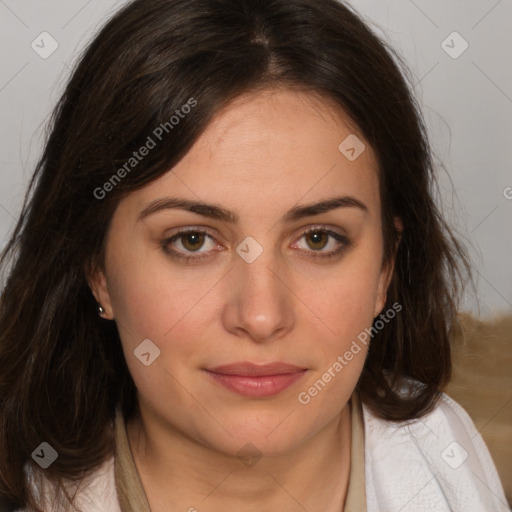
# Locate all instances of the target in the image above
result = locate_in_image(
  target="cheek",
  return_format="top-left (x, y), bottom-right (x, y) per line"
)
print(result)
top-left (315, 253), bottom-right (383, 341)
top-left (296, 265), bottom-right (380, 411)
top-left (106, 263), bottom-right (210, 402)
top-left (306, 282), bottom-right (374, 389)
top-left (106, 248), bottom-right (220, 362)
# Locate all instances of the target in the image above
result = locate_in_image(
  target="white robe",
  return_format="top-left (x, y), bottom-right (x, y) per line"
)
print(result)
top-left (15, 392), bottom-right (510, 512)
top-left (364, 392), bottom-right (510, 511)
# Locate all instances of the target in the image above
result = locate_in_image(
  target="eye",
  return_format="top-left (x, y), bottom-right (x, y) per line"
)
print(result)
top-left (161, 228), bottom-right (219, 263)
top-left (292, 227), bottom-right (351, 260)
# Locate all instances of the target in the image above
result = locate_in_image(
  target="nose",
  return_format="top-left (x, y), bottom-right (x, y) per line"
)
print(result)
top-left (221, 246), bottom-right (295, 344)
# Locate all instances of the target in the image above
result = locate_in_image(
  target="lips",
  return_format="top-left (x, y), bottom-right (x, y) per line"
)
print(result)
top-left (204, 362), bottom-right (307, 398)
top-left (207, 362), bottom-right (306, 376)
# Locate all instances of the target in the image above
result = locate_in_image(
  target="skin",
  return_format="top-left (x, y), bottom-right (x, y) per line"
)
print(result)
top-left (89, 87), bottom-right (400, 511)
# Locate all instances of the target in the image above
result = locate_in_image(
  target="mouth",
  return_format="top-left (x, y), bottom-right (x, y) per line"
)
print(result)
top-left (204, 362), bottom-right (308, 398)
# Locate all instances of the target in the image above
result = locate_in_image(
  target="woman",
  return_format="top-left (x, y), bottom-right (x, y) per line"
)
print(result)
top-left (0, 0), bottom-right (508, 511)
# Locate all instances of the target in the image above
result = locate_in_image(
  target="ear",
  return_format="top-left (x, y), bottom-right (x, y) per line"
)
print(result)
top-left (374, 217), bottom-right (403, 317)
top-left (85, 259), bottom-right (115, 320)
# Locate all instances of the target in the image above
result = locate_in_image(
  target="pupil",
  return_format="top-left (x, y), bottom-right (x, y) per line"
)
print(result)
top-left (185, 233), bottom-right (202, 250)
top-left (309, 231), bottom-right (326, 249)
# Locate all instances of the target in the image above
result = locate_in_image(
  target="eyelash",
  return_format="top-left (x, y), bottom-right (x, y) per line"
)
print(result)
top-left (160, 227), bottom-right (351, 264)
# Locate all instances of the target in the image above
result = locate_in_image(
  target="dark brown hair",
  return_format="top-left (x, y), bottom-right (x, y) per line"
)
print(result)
top-left (0, 0), bottom-right (471, 509)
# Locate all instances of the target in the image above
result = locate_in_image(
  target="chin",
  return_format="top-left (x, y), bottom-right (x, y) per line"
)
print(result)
top-left (199, 410), bottom-right (317, 459)
top-left (212, 431), bottom-right (303, 461)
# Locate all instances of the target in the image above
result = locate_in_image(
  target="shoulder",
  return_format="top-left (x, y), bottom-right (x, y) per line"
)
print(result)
top-left (361, 391), bottom-right (510, 512)
top-left (13, 454), bottom-right (120, 512)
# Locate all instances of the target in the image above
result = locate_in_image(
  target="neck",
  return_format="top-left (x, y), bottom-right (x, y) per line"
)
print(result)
top-left (126, 401), bottom-right (352, 512)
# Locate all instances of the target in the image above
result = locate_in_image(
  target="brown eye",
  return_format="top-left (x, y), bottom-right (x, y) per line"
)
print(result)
top-left (161, 229), bottom-right (219, 263)
top-left (305, 230), bottom-right (330, 251)
top-left (294, 227), bottom-right (351, 260)
top-left (180, 232), bottom-right (205, 252)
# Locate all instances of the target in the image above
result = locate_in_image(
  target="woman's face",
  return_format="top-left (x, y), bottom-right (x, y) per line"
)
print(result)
top-left (90, 88), bottom-right (396, 456)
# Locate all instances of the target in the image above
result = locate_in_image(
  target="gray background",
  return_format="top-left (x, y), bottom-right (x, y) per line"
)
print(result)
top-left (1, 0), bottom-right (511, 318)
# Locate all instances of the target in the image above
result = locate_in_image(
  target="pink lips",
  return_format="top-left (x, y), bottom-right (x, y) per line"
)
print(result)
top-left (205, 362), bottom-right (307, 398)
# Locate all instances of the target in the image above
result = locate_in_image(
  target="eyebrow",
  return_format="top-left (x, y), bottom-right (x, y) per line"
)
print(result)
top-left (137, 195), bottom-right (368, 224)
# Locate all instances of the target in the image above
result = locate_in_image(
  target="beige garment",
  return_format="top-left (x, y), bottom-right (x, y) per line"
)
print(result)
top-left (114, 393), bottom-right (366, 511)
top-left (344, 391), bottom-right (366, 511)
top-left (114, 407), bottom-right (151, 512)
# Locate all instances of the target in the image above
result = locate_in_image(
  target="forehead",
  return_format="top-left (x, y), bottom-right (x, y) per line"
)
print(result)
top-left (121, 88), bottom-right (381, 221)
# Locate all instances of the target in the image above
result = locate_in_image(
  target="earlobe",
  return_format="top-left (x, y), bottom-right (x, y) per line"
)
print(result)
top-left (85, 262), bottom-right (114, 320)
